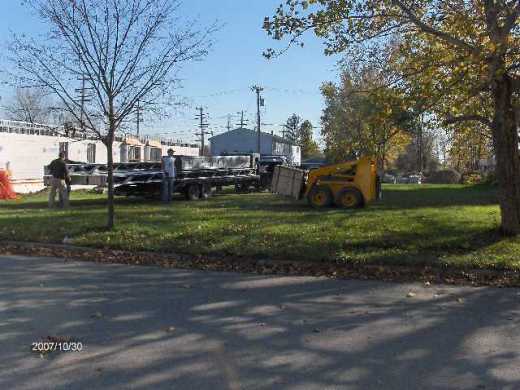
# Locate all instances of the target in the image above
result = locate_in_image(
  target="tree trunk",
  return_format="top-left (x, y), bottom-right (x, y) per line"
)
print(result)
top-left (105, 139), bottom-right (115, 230)
top-left (491, 76), bottom-right (520, 235)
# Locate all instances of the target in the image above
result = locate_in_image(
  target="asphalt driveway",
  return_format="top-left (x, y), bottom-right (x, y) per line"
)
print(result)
top-left (1, 255), bottom-right (519, 390)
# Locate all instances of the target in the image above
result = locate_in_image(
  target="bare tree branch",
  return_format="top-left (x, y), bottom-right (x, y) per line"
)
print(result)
top-left (444, 114), bottom-right (493, 128)
top-left (9, 0), bottom-right (215, 228)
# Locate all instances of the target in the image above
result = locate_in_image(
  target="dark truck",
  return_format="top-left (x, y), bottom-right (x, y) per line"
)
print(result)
top-left (44, 154), bottom-right (262, 200)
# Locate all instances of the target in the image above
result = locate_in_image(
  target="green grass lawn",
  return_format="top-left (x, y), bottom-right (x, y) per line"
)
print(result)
top-left (1, 184), bottom-right (519, 270)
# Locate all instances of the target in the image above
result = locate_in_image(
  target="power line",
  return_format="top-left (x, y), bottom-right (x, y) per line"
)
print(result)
top-left (190, 88), bottom-right (247, 99)
top-left (263, 86), bottom-right (318, 95)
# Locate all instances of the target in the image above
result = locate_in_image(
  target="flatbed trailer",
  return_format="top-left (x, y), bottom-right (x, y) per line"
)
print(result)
top-left (44, 155), bottom-right (263, 200)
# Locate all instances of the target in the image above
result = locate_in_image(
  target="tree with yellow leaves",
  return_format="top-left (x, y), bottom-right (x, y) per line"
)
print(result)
top-left (265, 0), bottom-right (520, 235)
top-left (320, 66), bottom-right (412, 170)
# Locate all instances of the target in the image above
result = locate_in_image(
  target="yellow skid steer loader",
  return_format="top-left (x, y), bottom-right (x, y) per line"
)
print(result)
top-left (271, 156), bottom-right (381, 209)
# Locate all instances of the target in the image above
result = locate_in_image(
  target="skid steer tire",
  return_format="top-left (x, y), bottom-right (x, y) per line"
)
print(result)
top-left (308, 186), bottom-right (333, 209)
top-left (335, 187), bottom-right (363, 209)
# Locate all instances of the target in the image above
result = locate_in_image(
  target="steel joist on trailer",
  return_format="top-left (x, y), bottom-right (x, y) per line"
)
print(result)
top-left (44, 155), bottom-right (262, 200)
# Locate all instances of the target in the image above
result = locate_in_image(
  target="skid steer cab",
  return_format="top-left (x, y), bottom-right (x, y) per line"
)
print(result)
top-left (271, 156), bottom-right (381, 209)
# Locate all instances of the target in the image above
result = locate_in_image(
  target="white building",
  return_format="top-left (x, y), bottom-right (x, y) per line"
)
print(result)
top-left (0, 120), bottom-right (199, 193)
top-left (209, 127), bottom-right (301, 165)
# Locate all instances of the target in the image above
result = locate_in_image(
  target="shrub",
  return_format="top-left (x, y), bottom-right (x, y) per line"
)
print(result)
top-left (426, 169), bottom-right (462, 184)
top-left (462, 172), bottom-right (483, 185)
top-left (483, 172), bottom-right (497, 185)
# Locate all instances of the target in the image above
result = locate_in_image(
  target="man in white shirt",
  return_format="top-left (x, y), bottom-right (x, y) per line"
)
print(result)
top-left (161, 149), bottom-right (176, 203)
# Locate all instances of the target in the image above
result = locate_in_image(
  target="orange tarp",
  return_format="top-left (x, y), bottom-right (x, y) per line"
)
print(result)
top-left (0, 170), bottom-right (18, 200)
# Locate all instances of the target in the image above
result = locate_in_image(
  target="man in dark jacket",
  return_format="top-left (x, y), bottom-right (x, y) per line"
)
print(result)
top-left (48, 152), bottom-right (70, 208)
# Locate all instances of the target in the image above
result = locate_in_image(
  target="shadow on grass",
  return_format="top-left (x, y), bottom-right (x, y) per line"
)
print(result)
top-left (0, 197), bottom-right (158, 210)
top-left (339, 227), bottom-right (505, 269)
top-left (192, 185), bottom-right (499, 214)
top-left (1, 185), bottom-right (497, 212)
top-left (378, 184), bottom-right (498, 209)
top-left (0, 184), bottom-right (511, 269)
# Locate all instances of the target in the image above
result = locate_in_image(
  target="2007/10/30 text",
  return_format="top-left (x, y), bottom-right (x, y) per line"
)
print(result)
top-left (32, 342), bottom-right (83, 353)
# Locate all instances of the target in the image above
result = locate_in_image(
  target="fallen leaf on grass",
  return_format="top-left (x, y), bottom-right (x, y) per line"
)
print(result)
top-left (4, 243), bottom-right (520, 288)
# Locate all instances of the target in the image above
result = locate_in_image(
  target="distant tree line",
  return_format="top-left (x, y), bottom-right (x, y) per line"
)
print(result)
top-left (283, 114), bottom-right (320, 159)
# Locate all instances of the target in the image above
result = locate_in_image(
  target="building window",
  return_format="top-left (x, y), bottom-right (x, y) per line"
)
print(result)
top-left (87, 143), bottom-right (96, 163)
top-left (150, 148), bottom-right (162, 162)
top-left (59, 142), bottom-right (69, 159)
top-left (128, 146), bottom-right (141, 162)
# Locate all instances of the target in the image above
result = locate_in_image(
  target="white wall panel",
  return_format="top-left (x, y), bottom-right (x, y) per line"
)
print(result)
top-left (1, 131), bottom-right (197, 184)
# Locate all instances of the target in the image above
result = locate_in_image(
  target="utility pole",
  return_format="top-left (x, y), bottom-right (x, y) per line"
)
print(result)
top-left (278, 124), bottom-right (286, 139)
top-left (80, 77), bottom-right (86, 133)
top-left (74, 75), bottom-right (92, 135)
top-left (236, 110), bottom-right (249, 129)
top-left (226, 114), bottom-right (233, 132)
top-left (251, 85), bottom-right (264, 154)
top-left (195, 107), bottom-right (210, 156)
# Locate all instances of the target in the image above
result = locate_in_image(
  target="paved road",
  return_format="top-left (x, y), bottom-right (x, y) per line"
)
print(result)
top-left (1, 255), bottom-right (519, 390)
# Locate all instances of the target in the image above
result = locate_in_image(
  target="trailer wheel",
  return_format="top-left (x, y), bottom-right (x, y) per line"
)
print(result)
top-left (235, 183), bottom-right (249, 193)
top-left (335, 187), bottom-right (363, 209)
top-left (186, 184), bottom-right (201, 201)
top-left (201, 184), bottom-right (212, 199)
top-left (308, 186), bottom-right (333, 209)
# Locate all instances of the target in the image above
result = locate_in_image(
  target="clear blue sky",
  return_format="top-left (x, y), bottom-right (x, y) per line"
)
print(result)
top-left (0, 0), bottom-right (341, 144)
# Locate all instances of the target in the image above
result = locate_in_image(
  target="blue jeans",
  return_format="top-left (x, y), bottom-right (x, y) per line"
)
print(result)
top-left (161, 177), bottom-right (175, 203)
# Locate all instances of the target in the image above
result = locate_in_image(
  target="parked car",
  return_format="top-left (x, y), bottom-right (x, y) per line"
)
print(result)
top-left (382, 173), bottom-right (397, 184)
top-left (260, 155), bottom-right (289, 166)
top-left (397, 175), bottom-right (410, 184)
top-left (408, 174), bottom-right (423, 184)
